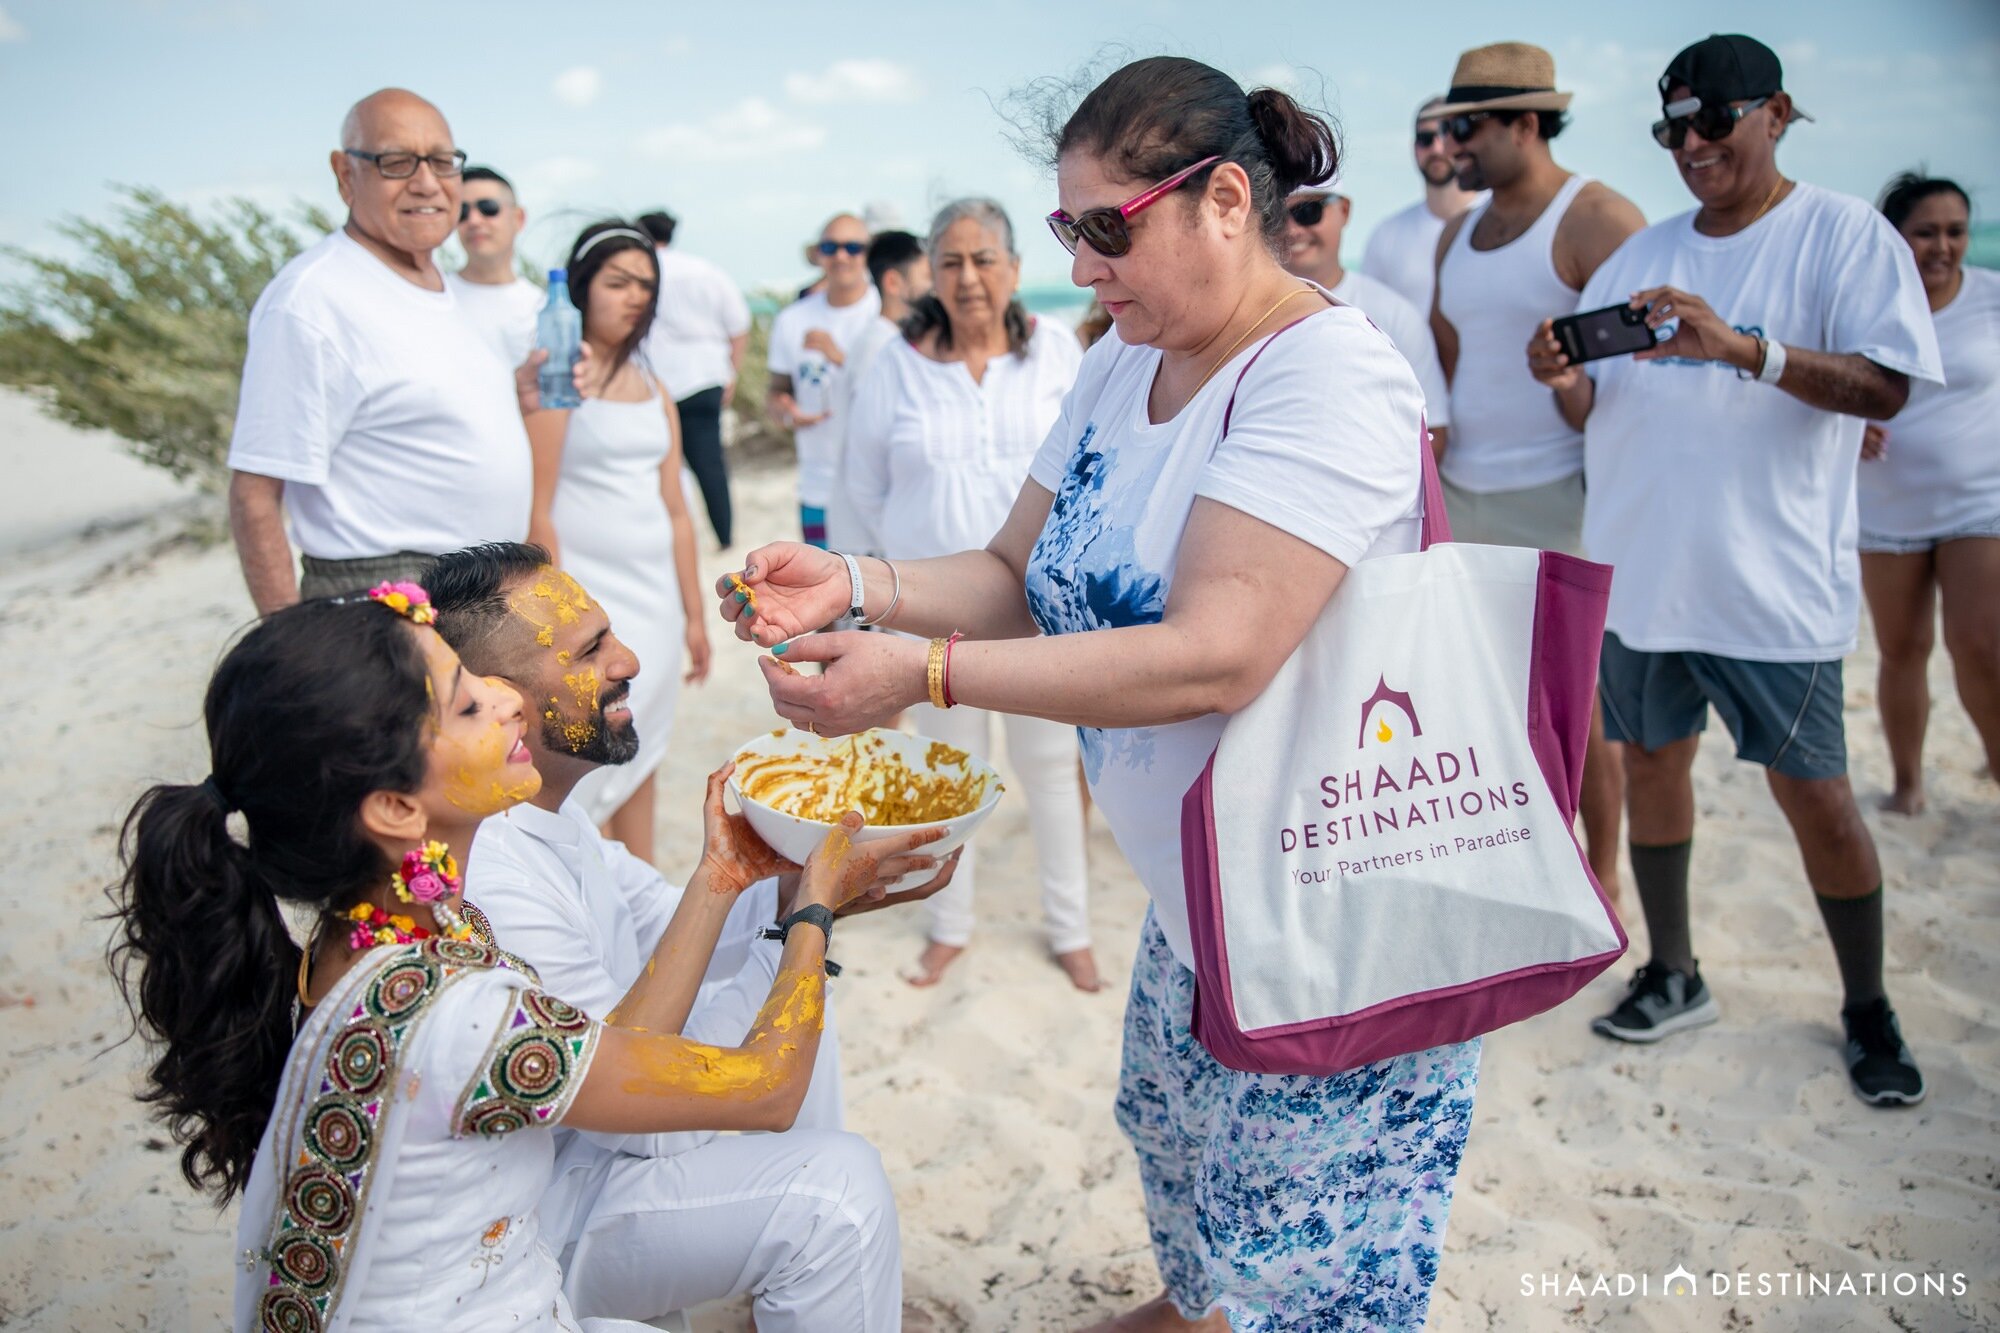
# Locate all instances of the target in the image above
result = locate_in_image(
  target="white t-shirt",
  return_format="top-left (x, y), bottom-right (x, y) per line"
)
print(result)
top-left (846, 319), bottom-right (1083, 561)
top-left (1024, 306), bottom-right (1427, 967)
top-left (1334, 268), bottom-right (1450, 427)
top-left (827, 314), bottom-right (908, 553)
top-left (1359, 193), bottom-right (1487, 318)
top-left (1858, 265), bottom-right (2000, 539)
top-left (645, 247), bottom-right (752, 399)
top-left (766, 287), bottom-right (884, 506)
top-left (1579, 184), bottom-right (1944, 660)
top-left (228, 230), bottom-right (533, 559)
top-left (444, 270), bottom-right (545, 369)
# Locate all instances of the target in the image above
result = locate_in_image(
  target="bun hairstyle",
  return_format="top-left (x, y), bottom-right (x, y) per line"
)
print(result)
top-left (566, 217), bottom-right (661, 379)
top-left (1877, 170), bottom-right (1971, 230)
top-left (1056, 56), bottom-right (1339, 246)
top-left (107, 599), bottom-right (433, 1201)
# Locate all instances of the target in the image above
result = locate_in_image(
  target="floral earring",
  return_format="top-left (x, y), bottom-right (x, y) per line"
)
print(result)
top-left (393, 840), bottom-right (473, 941)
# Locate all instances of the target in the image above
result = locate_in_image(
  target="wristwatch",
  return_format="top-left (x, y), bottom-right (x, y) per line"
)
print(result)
top-left (761, 904), bottom-right (842, 976)
top-left (834, 551), bottom-right (866, 623)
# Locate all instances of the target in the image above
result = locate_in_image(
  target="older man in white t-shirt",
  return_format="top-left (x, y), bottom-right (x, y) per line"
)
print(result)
top-left (1281, 180), bottom-right (1449, 455)
top-left (1528, 35), bottom-right (1943, 1108)
top-left (766, 213), bottom-right (881, 550)
top-left (226, 89), bottom-right (532, 614)
top-left (639, 210), bottom-right (751, 549)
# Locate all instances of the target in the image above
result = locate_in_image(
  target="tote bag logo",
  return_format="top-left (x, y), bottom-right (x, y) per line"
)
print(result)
top-left (1357, 675), bottom-right (1423, 747)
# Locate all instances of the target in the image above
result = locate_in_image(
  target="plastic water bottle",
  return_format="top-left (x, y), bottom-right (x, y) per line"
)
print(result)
top-left (536, 269), bottom-right (582, 409)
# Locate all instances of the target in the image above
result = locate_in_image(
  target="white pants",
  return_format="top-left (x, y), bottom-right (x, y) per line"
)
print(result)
top-left (557, 947), bottom-right (897, 1329)
top-left (909, 703), bottom-right (1092, 953)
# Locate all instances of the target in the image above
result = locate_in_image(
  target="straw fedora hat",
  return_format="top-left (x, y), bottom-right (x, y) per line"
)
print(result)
top-left (1431, 42), bottom-right (1574, 118)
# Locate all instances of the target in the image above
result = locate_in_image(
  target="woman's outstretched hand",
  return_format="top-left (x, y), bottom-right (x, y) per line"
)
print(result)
top-left (716, 544), bottom-right (852, 648)
top-left (795, 811), bottom-right (948, 914)
top-left (695, 762), bottom-right (798, 895)
top-left (753, 631), bottom-right (927, 737)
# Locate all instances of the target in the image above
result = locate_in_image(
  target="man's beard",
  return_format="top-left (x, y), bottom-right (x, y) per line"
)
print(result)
top-left (1421, 156), bottom-right (1458, 188)
top-left (544, 688), bottom-right (642, 765)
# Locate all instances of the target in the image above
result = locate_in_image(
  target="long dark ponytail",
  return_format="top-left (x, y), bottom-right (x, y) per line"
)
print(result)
top-left (108, 599), bottom-right (433, 1202)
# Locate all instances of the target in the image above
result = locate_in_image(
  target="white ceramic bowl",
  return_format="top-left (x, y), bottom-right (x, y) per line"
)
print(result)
top-left (726, 727), bottom-right (1005, 888)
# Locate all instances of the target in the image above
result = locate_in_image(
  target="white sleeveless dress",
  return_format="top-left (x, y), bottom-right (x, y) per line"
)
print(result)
top-left (551, 382), bottom-right (686, 821)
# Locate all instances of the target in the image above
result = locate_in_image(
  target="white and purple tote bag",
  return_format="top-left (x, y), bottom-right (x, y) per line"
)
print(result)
top-left (1180, 348), bottom-right (1626, 1076)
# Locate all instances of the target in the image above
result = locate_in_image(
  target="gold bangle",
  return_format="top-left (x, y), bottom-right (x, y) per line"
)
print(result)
top-left (927, 638), bottom-right (949, 710)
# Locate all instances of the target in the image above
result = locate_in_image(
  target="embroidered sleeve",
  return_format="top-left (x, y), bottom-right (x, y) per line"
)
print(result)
top-left (455, 988), bottom-right (600, 1138)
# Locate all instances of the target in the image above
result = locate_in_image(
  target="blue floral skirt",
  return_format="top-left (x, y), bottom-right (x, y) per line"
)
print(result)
top-left (1116, 910), bottom-right (1481, 1331)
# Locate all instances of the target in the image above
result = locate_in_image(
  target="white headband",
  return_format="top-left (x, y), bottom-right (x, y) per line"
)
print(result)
top-left (571, 227), bottom-right (653, 264)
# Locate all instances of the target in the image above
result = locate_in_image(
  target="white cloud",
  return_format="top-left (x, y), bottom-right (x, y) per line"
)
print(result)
top-left (661, 36), bottom-right (691, 57)
top-left (0, 7), bottom-right (26, 41)
top-left (638, 97), bottom-right (827, 163)
top-left (551, 66), bottom-right (603, 108)
top-left (783, 58), bottom-right (921, 105)
top-left (522, 156), bottom-right (601, 191)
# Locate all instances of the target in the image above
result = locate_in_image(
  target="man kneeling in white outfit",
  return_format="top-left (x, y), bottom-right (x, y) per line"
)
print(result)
top-left (430, 540), bottom-right (956, 1330)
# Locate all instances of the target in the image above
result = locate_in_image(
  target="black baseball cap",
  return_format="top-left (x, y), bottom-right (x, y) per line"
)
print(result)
top-left (1659, 34), bottom-right (1813, 122)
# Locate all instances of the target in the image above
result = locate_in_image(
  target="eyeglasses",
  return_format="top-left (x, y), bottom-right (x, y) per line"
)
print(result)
top-left (817, 240), bottom-right (867, 257)
top-left (1414, 130), bottom-right (1441, 149)
top-left (459, 198), bottom-right (503, 223)
top-left (343, 148), bottom-right (467, 180)
top-left (1439, 112), bottom-right (1492, 143)
top-left (1287, 198), bottom-right (1329, 227)
top-left (1651, 95), bottom-right (1769, 150)
top-left (1046, 154), bottom-right (1222, 258)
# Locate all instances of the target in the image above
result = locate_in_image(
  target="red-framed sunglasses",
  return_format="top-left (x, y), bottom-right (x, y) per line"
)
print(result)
top-left (1046, 154), bottom-right (1222, 258)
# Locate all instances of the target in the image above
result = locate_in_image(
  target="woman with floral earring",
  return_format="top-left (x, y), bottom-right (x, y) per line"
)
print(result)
top-left (109, 584), bottom-right (946, 1331)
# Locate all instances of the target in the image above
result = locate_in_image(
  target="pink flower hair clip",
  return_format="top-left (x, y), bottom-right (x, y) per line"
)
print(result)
top-left (368, 580), bottom-right (437, 625)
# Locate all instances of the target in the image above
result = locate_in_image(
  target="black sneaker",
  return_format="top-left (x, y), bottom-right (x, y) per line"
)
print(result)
top-left (1841, 997), bottom-right (1926, 1107)
top-left (1590, 963), bottom-right (1720, 1043)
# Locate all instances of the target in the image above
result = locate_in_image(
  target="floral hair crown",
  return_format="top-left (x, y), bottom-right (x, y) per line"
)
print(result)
top-left (368, 581), bottom-right (437, 625)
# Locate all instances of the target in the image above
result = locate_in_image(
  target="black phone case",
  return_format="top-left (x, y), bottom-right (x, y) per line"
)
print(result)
top-left (1552, 303), bottom-right (1658, 364)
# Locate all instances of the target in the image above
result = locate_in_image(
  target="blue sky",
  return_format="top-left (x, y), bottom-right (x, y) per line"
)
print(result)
top-left (1, 0), bottom-right (1995, 297)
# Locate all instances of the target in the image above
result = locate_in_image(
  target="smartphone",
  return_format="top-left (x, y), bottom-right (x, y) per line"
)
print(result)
top-left (1551, 302), bottom-right (1658, 364)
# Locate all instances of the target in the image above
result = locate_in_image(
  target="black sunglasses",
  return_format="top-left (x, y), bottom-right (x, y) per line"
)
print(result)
top-left (1287, 198), bottom-right (1329, 227)
top-left (1414, 130), bottom-right (1441, 149)
top-left (817, 240), bottom-right (867, 257)
top-left (1651, 95), bottom-right (1770, 150)
top-left (1439, 112), bottom-right (1492, 143)
top-left (458, 198), bottom-right (503, 223)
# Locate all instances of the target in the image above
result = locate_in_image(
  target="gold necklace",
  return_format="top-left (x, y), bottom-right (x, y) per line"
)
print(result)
top-left (1185, 285), bottom-right (1323, 401)
top-left (296, 920), bottom-right (321, 1011)
top-left (1731, 175), bottom-right (1789, 233)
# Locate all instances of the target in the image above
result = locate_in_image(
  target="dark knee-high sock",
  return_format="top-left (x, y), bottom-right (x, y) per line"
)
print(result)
top-left (1814, 885), bottom-right (1886, 1009)
top-left (1630, 840), bottom-right (1695, 974)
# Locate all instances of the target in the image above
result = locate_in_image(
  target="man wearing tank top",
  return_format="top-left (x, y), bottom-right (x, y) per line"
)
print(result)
top-left (1428, 42), bottom-right (1647, 903)
top-left (1527, 34), bottom-right (1941, 1108)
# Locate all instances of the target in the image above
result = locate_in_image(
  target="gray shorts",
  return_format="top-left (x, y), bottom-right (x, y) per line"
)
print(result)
top-left (1597, 632), bottom-right (1847, 780)
top-left (1857, 513), bottom-right (2000, 554)
top-left (1440, 471), bottom-right (1585, 555)
top-left (299, 551), bottom-right (435, 601)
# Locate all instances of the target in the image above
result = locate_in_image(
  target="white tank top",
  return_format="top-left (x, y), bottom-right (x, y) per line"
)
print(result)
top-left (1438, 173), bottom-right (1590, 494)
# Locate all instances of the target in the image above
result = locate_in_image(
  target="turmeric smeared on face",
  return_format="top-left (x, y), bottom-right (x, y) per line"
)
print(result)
top-left (510, 567), bottom-right (595, 650)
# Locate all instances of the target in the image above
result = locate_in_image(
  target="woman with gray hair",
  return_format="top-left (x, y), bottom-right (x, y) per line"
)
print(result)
top-left (842, 198), bottom-right (1096, 990)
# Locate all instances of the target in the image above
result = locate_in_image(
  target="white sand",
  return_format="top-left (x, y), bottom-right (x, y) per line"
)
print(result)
top-left (0, 417), bottom-right (1993, 1331)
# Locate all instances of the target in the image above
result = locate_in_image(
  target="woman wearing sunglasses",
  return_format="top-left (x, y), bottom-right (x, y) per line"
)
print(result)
top-left (719, 55), bottom-right (1478, 1332)
top-left (840, 198), bottom-right (1097, 993)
